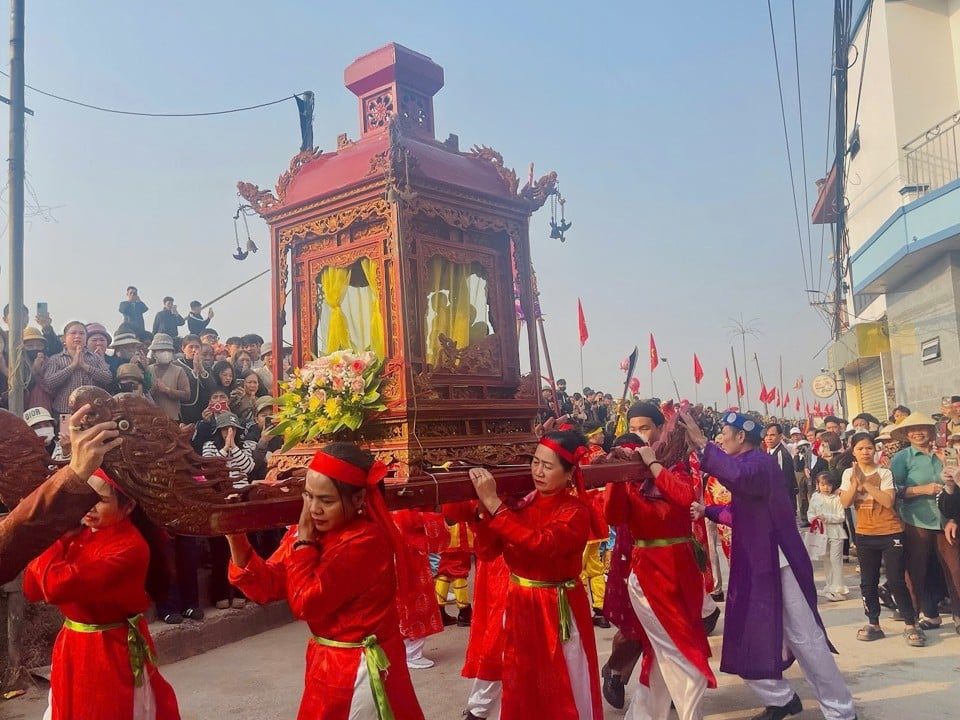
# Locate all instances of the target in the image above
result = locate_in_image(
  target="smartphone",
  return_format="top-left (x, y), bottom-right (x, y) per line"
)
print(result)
top-left (208, 401), bottom-right (229, 414)
top-left (944, 446), bottom-right (959, 468)
top-left (58, 413), bottom-right (71, 433)
top-left (37, 301), bottom-right (48, 316)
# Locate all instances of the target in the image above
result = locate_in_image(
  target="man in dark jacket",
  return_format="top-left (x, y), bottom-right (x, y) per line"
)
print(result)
top-left (764, 423), bottom-right (802, 523)
top-left (118, 286), bottom-right (149, 332)
top-left (152, 296), bottom-right (185, 337)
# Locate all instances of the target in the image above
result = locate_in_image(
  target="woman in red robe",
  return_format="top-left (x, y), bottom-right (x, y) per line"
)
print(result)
top-left (24, 469), bottom-right (181, 720)
top-left (469, 430), bottom-right (603, 720)
top-left (226, 442), bottom-right (424, 720)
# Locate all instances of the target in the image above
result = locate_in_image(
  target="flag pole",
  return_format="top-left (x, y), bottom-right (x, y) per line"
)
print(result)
top-left (579, 343), bottom-right (584, 390)
top-left (730, 346), bottom-right (742, 408)
top-left (779, 355), bottom-right (785, 420)
top-left (662, 358), bottom-right (681, 402)
top-left (754, 352), bottom-right (769, 415)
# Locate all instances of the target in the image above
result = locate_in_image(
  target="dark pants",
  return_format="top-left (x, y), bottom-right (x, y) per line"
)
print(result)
top-left (209, 536), bottom-right (246, 605)
top-left (606, 630), bottom-right (643, 681)
top-left (856, 532), bottom-right (915, 625)
top-left (903, 524), bottom-right (960, 620)
top-left (156, 535), bottom-right (200, 617)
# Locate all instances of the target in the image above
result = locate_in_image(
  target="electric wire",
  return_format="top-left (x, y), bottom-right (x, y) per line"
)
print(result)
top-left (816, 27), bottom-right (836, 296)
top-left (765, 0), bottom-right (812, 293)
top-left (791, 0), bottom-right (816, 297)
top-left (0, 68), bottom-right (296, 117)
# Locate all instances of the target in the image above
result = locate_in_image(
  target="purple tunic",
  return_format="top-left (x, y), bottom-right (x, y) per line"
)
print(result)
top-left (700, 443), bottom-right (836, 680)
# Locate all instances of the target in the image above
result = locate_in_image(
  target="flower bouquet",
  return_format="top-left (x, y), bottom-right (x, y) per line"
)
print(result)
top-left (269, 350), bottom-right (387, 452)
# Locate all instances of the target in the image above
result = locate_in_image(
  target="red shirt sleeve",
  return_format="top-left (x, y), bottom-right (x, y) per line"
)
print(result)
top-left (229, 528), bottom-right (295, 604)
top-left (487, 501), bottom-right (590, 558)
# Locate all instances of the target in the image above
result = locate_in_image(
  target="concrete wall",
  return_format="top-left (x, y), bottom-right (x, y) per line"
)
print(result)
top-left (886, 249), bottom-right (960, 412)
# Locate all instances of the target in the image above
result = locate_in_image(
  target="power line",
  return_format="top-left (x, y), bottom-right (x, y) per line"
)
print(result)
top-left (0, 68), bottom-right (297, 117)
top-left (765, 0), bottom-right (812, 293)
top-left (791, 0), bottom-right (816, 297)
top-left (817, 26), bottom-right (836, 296)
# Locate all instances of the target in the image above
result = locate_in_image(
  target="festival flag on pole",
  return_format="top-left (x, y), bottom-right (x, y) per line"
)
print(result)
top-left (806, 402), bottom-right (812, 416)
top-left (775, 388), bottom-right (782, 407)
top-left (760, 383), bottom-right (769, 404)
top-left (622, 345), bottom-right (639, 381)
top-left (795, 396), bottom-right (801, 411)
top-left (649, 334), bottom-right (659, 372)
top-left (737, 375), bottom-right (745, 397)
top-left (814, 401), bottom-right (822, 414)
top-left (783, 392), bottom-right (790, 409)
top-left (693, 354), bottom-right (704, 385)
top-left (724, 368), bottom-right (732, 394)
top-left (577, 298), bottom-right (589, 346)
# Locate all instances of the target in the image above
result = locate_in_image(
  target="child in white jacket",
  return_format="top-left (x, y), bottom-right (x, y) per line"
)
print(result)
top-left (808, 471), bottom-right (849, 601)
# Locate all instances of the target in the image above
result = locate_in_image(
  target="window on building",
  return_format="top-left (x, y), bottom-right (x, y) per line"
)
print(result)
top-left (921, 336), bottom-right (941, 364)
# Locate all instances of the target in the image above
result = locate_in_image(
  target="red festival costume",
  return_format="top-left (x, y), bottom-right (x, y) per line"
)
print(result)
top-left (604, 461), bottom-right (716, 691)
top-left (392, 509), bottom-right (448, 639)
top-left (474, 486), bottom-right (603, 720)
top-left (229, 452), bottom-right (424, 720)
top-left (24, 519), bottom-right (181, 720)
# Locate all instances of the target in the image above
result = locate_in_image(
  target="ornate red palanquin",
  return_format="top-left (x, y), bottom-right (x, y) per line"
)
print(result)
top-left (239, 43), bottom-right (559, 477)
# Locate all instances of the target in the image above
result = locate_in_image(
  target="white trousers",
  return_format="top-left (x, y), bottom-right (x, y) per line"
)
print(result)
top-left (347, 653), bottom-right (377, 720)
top-left (404, 637), bottom-right (425, 662)
top-left (746, 565), bottom-right (856, 720)
top-left (625, 574), bottom-right (707, 720)
top-left (701, 592), bottom-right (717, 618)
top-left (562, 609), bottom-right (595, 720)
top-left (466, 678), bottom-right (502, 720)
top-left (822, 537), bottom-right (848, 595)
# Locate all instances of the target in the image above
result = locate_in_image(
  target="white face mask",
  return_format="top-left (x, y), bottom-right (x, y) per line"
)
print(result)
top-left (154, 351), bottom-right (174, 364)
top-left (35, 427), bottom-right (55, 442)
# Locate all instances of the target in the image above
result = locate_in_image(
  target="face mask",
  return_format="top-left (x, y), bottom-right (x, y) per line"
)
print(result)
top-left (25, 349), bottom-right (39, 361)
top-left (154, 351), bottom-right (174, 364)
top-left (35, 427), bottom-right (55, 442)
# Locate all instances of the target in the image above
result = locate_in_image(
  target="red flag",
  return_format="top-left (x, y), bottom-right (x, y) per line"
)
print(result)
top-left (737, 375), bottom-right (745, 397)
top-left (760, 383), bottom-right (768, 403)
top-left (767, 386), bottom-right (778, 404)
top-left (775, 388), bottom-right (782, 407)
top-left (795, 396), bottom-right (801, 411)
top-left (693, 354), bottom-right (704, 385)
top-left (724, 368), bottom-right (732, 394)
top-left (814, 401), bottom-right (822, 414)
top-left (783, 391), bottom-right (790, 409)
top-left (649, 334), bottom-right (659, 372)
top-left (806, 402), bottom-right (811, 416)
top-left (825, 403), bottom-right (834, 415)
top-left (577, 298), bottom-right (589, 346)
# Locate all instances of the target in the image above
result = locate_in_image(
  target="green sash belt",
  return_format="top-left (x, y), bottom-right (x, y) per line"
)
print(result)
top-left (510, 573), bottom-right (578, 642)
top-left (313, 634), bottom-right (394, 720)
top-left (634, 535), bottom-right (706, 570)
top-left (633, 535), bottom-right (693, 548)
top-left (63, 614), bottom-right (155, 688)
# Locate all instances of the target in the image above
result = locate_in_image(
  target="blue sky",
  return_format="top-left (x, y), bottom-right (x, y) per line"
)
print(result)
top-left (0, 0), bottom-right (839, 411)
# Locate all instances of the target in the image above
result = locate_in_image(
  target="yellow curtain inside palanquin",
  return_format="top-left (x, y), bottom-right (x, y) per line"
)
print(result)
top-left (425, 257), bottom-right (488, 365)
top-left (316, 260), bottom-right (385, 356)
top-left (360, 258), bottom-right (386, 358)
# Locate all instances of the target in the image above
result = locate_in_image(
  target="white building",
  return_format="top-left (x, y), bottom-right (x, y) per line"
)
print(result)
top-left (814, 0), bottom-right (960, 418)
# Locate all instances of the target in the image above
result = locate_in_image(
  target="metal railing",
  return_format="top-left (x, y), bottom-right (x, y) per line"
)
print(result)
top-left (902, 111), bottom-right (960, 197)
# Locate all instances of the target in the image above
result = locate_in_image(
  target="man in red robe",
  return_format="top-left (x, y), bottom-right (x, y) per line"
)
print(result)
top-left (604, 402), bottom-right (715, 720)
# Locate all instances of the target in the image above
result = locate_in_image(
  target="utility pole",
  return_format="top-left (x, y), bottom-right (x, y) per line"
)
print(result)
top-left (6, 0), bottom-right (24, 416)
top-left (3, 0), bottom-right (25, 684)
top-left (831, 0), bottom-right (851, 340)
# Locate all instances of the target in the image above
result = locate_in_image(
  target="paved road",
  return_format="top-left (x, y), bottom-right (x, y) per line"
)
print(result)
top-left (3, 563), bottom-right (959, 719)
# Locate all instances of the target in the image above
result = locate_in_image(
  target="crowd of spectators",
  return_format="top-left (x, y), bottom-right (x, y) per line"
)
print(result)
top-left (0, 290), bottom-right (295, 622)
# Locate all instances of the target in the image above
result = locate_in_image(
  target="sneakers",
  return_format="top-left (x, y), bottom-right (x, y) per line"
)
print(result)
top-left (824, 591), bottom-right (845, 602)
top-left (711, 589), bottom-right (725, 603)
top-left (750, 692), bottom-right (802, 720)
top-left (182, 607), bottom-right (205, 621)
top-left (162, 613), bottom-right (183, 625)
top-left (231, 597), bottom-right (247, 609)
top-left (215, 599), bottom-right (230, 610)
top-left (601, 664), bottom-right (625, 710)
top-left (457, 605), bottom-right (473, 627)
top-left (406, 656), bottom-right (435, 670)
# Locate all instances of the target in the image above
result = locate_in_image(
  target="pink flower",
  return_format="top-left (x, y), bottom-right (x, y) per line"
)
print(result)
top-left (619, 357), bottom-right (630, 372)
top-left (350, 359), bottom-right (367, 374)
top-left (312, 388), bottom-right (327, 404)
top-left (350, 378), bottom-right (365, 394)
top-left (331, 376), bottom-right (344, 391)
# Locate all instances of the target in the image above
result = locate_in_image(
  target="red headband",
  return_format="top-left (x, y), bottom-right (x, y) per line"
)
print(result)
top-left (308, 452), bottom-right (388, 488)
top-left (92, 468), bottom-right (123, 495)
top-left (538, 437), bottom-right (589, 495)
top-left (307, 450), bottom-right (409, 596)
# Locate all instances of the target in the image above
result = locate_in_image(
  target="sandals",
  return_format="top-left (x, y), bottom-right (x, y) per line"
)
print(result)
top-left (904, 626), bottom-right (926, 647)
top-left (856, 625), bottom-right (884, 641)
top-left (918, 617), bottom-right (942, 630)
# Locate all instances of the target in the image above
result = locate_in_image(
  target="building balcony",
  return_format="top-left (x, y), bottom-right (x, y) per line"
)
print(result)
top-left (902, 111), bottom-right (960, 199)
top-left (850, 176), bottom-right (960, 298)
